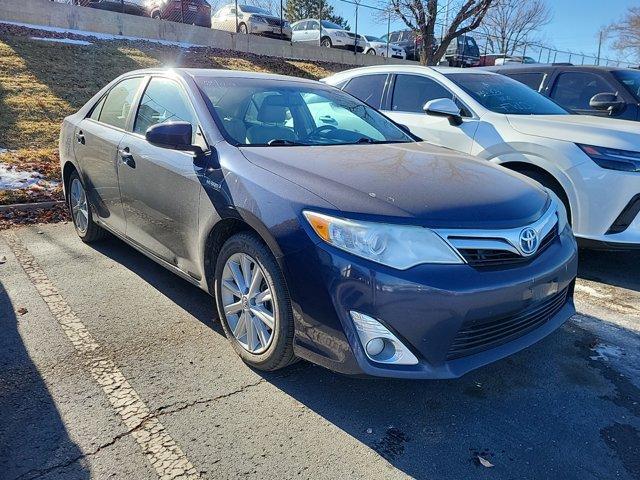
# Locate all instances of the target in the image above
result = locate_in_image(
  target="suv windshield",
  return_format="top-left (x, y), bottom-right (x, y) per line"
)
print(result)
top-left (321, 20), bottom-right (343, 30)
top-left (612, 69), bottom-right (640, 102)
top-left (195, 77), bottom-right (414, 146)
top-left (446, 73), bottom-right (568, 115)
top-left (240, 5), bottom-right (270, 14)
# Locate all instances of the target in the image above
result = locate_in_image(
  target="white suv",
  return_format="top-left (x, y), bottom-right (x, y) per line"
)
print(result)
top-left (323, 66), bottom-right (640, 249)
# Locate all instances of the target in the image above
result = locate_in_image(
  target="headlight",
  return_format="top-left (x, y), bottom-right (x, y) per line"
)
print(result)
top-left (303, 211), bottom-right (463, 269)
top-left (577, 144), bottom-right (640, 172)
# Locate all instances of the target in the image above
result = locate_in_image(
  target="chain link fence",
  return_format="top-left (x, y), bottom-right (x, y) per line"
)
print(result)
top-left (51, 0), bottom-right (636, 67)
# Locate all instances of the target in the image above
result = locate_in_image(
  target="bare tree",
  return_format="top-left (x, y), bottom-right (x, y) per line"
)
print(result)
top-left (384, 0), bottom-right (495, 65)
top-left (604, 7), bottom-right (640, 61)
top-left (479, 0), bottom-right (551, 56)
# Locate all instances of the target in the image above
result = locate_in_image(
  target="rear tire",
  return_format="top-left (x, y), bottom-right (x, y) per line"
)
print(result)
top-left (214, 232), bottom-right (296, 371)
top-left (67, 171), bottom-right (105, 243)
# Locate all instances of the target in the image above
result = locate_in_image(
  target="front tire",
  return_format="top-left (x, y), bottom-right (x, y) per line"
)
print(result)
top-left (214, 232), bottom-right (296, 371)
top-left (238, 23), bottom-right (248, 34)
top-left (367, 48), bottom-right (376, 55)
top-left (519, 169), bottom-right (572, 224)
top-left (321, 36), bottom-right (332, 48)
top-left (68, 171), bottom-right (104, 242)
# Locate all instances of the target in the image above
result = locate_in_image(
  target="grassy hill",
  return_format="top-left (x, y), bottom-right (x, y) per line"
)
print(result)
top-left (0, 23), bottom-right (346, 213)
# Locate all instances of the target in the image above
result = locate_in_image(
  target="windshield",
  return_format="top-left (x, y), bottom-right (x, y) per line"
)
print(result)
top-left (365, 35), bottom-right (382, 42)
top-left (612, 70), bottom-right (640, 102)
top-left (239, 5), bottom-right (271, 14)
top-left (195, 77), bottom-right (414, 146)
top-left (321, 20), bottom-right (343, 30)
top-left (446, 73), bottom-right (569, 115)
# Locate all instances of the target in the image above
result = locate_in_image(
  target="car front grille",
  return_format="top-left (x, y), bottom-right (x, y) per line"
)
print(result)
top-left (446, 284), bottom-right (571, 360)
top-left (457, 225), bottom-right (558, 267)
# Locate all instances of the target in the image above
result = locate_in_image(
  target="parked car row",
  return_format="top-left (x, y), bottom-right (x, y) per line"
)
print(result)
top-left (76, 0), bottom-right (212, 27)
top-left (60, 59), bottom-right (639, 381)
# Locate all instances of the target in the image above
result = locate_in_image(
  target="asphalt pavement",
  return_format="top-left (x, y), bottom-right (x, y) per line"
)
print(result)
top-left (1, 223), bottom-right (639, 480)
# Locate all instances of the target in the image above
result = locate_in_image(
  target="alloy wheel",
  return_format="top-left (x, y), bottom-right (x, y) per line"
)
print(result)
top-left (70, 178), bottom-right (89, 235)
top-left (221, 253), bottom-right (275, 354)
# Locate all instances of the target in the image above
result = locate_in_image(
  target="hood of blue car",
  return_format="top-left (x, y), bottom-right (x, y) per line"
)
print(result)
top-left (240, 141), bottom-right (550, 229)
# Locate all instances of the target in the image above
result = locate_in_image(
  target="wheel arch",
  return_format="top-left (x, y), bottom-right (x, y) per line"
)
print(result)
top-left (62, 161), bottom-right (79, 200)
top-left (202, 214), bottom-right (284, 294)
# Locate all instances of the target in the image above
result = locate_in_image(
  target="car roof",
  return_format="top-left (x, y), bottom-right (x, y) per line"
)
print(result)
top-left (120, 67), bottom-right (321, 85)
top-left (483, 64), bottom-right (633, 73)
top-left (323, 65), bottom-right (497, 79)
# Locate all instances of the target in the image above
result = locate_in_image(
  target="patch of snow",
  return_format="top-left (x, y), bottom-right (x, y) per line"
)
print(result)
top-left (1, 21), bottom-right (202, 49)
top-left (31, 36), bottom-right (93, 46)
top-left (590, 342), bottom-right (624, 362)
top-left (0, 163), bottom-right (43, 189)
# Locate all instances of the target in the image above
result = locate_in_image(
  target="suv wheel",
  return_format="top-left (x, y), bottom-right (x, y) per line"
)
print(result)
top-left (321, 36), bottom-right (332, 48)
top-left (238, 23), bottom-right (248, 34)
top-left (68, 171), bottom-right (105, 242)
top-left (214, 232), bottom-right (296, 371)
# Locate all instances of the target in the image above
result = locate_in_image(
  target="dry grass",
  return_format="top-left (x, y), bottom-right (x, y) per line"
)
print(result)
top-left (0, 24), bottom-right (346, 152)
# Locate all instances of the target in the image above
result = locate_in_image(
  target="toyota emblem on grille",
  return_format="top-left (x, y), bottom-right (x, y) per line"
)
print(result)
top-left (519, 227), bottom-right (539, 255)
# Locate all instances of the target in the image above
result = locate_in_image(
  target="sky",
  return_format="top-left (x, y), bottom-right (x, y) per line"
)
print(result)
top-left (325, 0), bottom-right (635, 64)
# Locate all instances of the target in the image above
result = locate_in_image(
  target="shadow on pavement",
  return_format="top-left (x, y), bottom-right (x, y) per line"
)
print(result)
top-left (0, 282), bottom-right (89, 479)
top-left (578, 247), bottom-right (640, 293)
top-left (88, 234), bottom-right (640, 480)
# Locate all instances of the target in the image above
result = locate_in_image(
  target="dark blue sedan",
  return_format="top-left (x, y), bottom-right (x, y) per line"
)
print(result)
top-left (59, 68), bottom-right (577, 379)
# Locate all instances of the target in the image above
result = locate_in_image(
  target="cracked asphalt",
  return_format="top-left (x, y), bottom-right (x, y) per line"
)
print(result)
top-left (1, 223), bottom-right (639, 480)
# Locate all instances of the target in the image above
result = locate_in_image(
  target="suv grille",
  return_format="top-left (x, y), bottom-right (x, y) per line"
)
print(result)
top-left (447, 284), bottom-right (570, 360)
top-left (458, 225), bottom-right (558, 267)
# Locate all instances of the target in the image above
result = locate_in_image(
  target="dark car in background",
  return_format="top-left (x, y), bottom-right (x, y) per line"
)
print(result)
top-left (148, 0), bottom-right (211, 27)
top-left (380, 29), bottom-right (423, 61)
top-left (59, 68), bottom-right (577, 379)
top-left (77, 0), bottom-right (212, 28)
top-left (486, 64), bottom-right (640, 122)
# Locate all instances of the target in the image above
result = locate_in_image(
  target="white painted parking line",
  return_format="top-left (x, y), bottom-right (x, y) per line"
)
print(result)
top-left (3, 230), bottom-right (202, 480)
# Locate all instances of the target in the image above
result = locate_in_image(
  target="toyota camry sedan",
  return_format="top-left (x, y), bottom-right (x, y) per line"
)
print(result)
top-left (59, 68), bottom-right (577, 379)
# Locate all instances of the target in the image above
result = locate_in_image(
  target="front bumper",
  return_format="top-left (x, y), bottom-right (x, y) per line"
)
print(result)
top-left (567, 161), bottom-right (640, 248)
top-left (284, 226), bottom-right (578, 379)
top-left (250, 22), bottom-right (292, 39)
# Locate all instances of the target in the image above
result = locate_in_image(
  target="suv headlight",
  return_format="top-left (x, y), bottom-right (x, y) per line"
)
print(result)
top-left (577, 144), bottom-right (640, 172)
top-left (303, 211), bottom-right (463, 269)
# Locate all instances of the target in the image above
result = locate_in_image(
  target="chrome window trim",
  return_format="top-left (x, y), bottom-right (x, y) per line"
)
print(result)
top-left (435, 198), bottom-right (559, 259)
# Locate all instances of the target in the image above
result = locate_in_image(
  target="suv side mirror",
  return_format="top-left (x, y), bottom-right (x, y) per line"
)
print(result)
top-left (423, 98), bottom-right (463, 126)
top-left (146, 121), bottom-right (202, 154)
top-left (589, 92), bottom-right (625, 113)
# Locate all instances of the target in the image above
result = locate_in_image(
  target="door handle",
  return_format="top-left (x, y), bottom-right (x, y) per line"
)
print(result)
top-left (118, 148), bottom-right (136, 168)
top-left (76, 131), bottom-right (85, 145)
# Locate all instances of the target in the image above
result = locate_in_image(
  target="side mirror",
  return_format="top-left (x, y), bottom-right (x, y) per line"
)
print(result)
top-left (589, 92), bottom-right (625, 113)
top-left (146, 121), bottom-right (202, 154)
top-left (423, 98), bottom-right (463, 126)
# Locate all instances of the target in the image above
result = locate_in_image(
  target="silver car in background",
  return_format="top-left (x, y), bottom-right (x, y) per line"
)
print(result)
top-left (363, 35), bottom-right (406, 59)
top-left (291, 19), bottom-right (365, 51)
top-left (211, 3), bottom-right (291, 40)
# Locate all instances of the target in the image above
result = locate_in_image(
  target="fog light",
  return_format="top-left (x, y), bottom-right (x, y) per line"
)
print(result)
top-left (366, 338), bottom-right (385, 356)
top-left (350, 311), bottom-right (419, 365)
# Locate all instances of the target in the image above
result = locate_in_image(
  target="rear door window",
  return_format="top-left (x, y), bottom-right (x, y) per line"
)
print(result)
top-left (391, 74), bottom-right (453, 113)
top-left (550, 72), bottom-right (614, 111)
top-left (507, 72), bottom-right (545, 91)
top-left (343, 74), bottom-right (387, 109)
top-left (98, 77), bottom-right (144, 130)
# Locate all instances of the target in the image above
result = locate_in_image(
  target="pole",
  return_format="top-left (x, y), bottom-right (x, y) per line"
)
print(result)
top-left (546, 48), bottom-right (551, 63)
top-left (354, 2), bottom-right (358, 55)
top-left (386, 10), bottom-right (390, 57)
top-left (553, 51), bottom-right (557, 63)
top-left (538, 46), bottom-right (543, 63)
top-left (596, 30), bottom-right (603, 66)
top-left (318, 0), bottom-right (322, 47)
top-left (235, 0), bottom-right (238, 32)
top-left (280, 0), bottom-right (283, 38)
top-left (522, 43), bottom-right (527, 63)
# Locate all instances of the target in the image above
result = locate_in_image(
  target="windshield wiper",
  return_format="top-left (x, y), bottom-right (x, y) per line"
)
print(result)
top-left (266, 139), bottom-right (305, 146)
